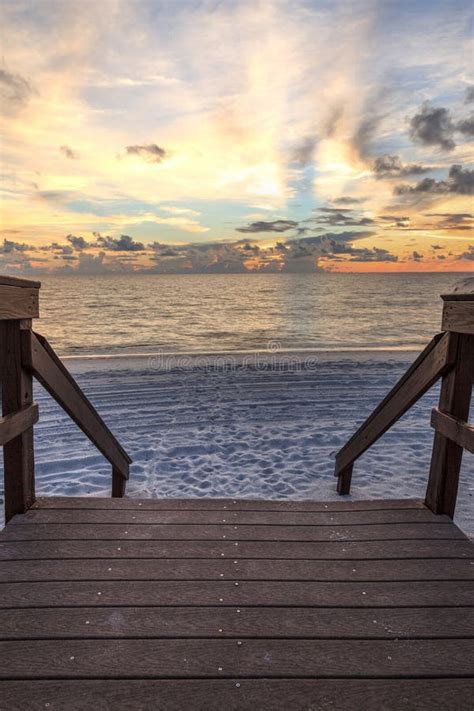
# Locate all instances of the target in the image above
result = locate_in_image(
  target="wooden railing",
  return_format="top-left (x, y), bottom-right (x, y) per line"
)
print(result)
top-left (0, 275), bottom-right (131, 522)
top-left (335, 291), bottom-right (474, 518)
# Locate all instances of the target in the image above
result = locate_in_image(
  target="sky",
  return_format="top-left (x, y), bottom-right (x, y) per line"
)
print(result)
top-left (0, 0), bottom-right (473, 275)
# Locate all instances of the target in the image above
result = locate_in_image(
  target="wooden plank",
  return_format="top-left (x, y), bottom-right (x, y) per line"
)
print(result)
top-left (1, 639), bottom-right (473, 678)
top-left (426, 333), bottom-right (474, 516)
top-left (32, 496), bottom-right (428, 512)
top-left (0, 404), bottom-right (38, 446)
top-left (0, 522), bottom-right (463, 542)
top-left (431, 408), bottom-right (474, 454)
top-left (0, 580), bottom-right (472, 608)
top-left (0, 321), bottom-right (36, 522)
top-left (0, 286), bottom-right (39, 319)
top-left (1, 679), bottom-right (473, 711)
top-left (442, 300), bottom-right (474, 334)
top-left (0, 275), bottom-right (41, 289)
top-left (22, 330), bottom-right (131, 476)
top-left (335, 332), bottom-right (454, 481)
top-left (1, 538), bottom-right (471, 560)
top-left (1, 606), bottom-right (472, 640)
top-left (1, 558), bottom-right (472, 583)
top-left (11, 507), bottom-right (448, 526)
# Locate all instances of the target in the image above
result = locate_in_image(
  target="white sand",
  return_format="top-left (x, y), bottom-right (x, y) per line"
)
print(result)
top-left (6, 350), bottom-right (470, 536)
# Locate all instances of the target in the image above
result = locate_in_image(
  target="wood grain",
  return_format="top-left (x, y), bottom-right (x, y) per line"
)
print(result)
top-left (2, 606), bottom-right (472, 639)
top-left (1, 580), bottom-right (472, 608)
top-left (1, 679), bottom-right (473, 711)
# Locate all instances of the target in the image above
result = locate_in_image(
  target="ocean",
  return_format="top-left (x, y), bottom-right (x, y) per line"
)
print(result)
top-left (36, 272), bottom-right (472, 357)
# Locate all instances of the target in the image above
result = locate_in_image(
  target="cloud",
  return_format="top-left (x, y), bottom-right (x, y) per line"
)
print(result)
top-left (332, 196), bottom-right (366, 205)
top-left (458, 245), bottom-right (474, 261)
top-left (373, 154), bottom-right (430, 179)
top-left (465, 86), bottom-right (474, 103)
top-left (408, 102), bottom-right (455, 151)
top-left (378, 215), bottom-right (410, 228)
top-left (311, 207), bottom-right (375, 227)
top-left (456, 113), bottom-right (474, 137)
top-left (0, 69), bottom-right (34, 115)
top-left (125, 144), bottom-right (167, 163)
top-left (236, 220), bottom-right (298, 233)
top-left (0, 238), bottom-right (32, 253)
top-left (60, 145), bottom-right (79, 159)
top-left (424, 212), bottom-right (473, 230)
top-left (291, 136), bottom-right (317, 166)
top-left (93, 233), bottom-right (145, 251)
top-left (394, 164), bottom-right (474, 197)
top-left (411, 251), bottom-right (423, 261)
top-left (66, 234), bottom-right (91, 250)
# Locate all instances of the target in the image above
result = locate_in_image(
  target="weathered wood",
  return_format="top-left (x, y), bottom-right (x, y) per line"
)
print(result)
top-left (0, 522), bottom-right (462, 542)
top-left (2, 606), bottom-right (472, 639)
top-left (32, 496), bottom-right (427, 512)
top-left (0, 275), bottom-right (41, 289)
top-left (442, 299), bottom-right (474, 334)
top-left (1, 679), bottom-right (473, 711)
top-left (426, 333), bottom-right (474, 517)
top-left (12, 506), bottom-right (448, 526)
top-left (22, 330), bottom-right (131, 476)
top-left (111, 466), bottom-right (126, 498)
top-left (1, 580), bottom-right (472, 608)
top-left (0, 404), bottom-right (38, 446)
top-left (431, 407), bottom-right (474, 454)
top-left (0, 320), bottom-right (36, 522)
top-left (335, 332), bottom-right (454, 490)
top-left (1, 639), bottom-right (474, 678)
top-left (0, 285), bottom-right (39, 320)
top-left (1, 557), bottom-right (471, 583)
top-left (1, 538), bottom-right (471, 560)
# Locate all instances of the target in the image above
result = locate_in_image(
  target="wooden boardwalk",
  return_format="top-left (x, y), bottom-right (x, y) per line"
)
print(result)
top-left (0, 496), bottom-right (473, 709)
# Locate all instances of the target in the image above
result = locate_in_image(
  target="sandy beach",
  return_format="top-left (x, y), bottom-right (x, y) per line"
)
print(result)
top-left (27, 350), bottom-right (473, 536)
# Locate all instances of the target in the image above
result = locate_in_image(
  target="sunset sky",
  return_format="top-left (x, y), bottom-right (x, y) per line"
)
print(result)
top-left (1, 0), bottom-right (473, 274)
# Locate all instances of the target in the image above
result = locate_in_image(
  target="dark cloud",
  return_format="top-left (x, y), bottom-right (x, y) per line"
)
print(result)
top-left (378, 215), bottom-right (410, 228)
top-left (456, 113), bottom-right (474, 137)
top-left (458, 245), bottom-right (474, 260)
top-left (236, 220), bottom-right (298, 233)
top-left (41, 242), bottom-right (74, 255)
top-left (333, 196), bottom-right (366, 205)
top-left (0, 238), bottom-right (32, 254)
top-left (66, 234), bottom-right (91, 250)
top-left (424, 212), bottom-right (473, 230)
top-left (394, 164), bottom-right (474, 197)
top-left (411, 251), bottom-right (423, 261)
top-left (93, 233), bottom-right (145, 251)
top-left (373, 154), bottom-right (430, 179)
top-left (125, 144), bottom-right (167, 163)
top-left (0, 69), bottom-right (34, 114)
top-left (60, 145), bottom-right (79, 160)
top-left (311, 207), bottom-right (375, 227)
top-left (409, 102), bottom-right (455, 151)
top-left (352, 115), bottom-right (380, 159)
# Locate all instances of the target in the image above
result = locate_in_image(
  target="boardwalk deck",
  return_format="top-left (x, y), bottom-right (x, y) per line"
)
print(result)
top-left (0, 496), bottom-right (473, 710)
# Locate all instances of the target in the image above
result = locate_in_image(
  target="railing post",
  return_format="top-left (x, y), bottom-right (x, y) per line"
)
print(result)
top-left (0, 276), bottom-right (41, 522)
top-left (425, 290), bottom-right (474, 517)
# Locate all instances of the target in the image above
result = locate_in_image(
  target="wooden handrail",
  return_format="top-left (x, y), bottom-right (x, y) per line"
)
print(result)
top-left (335, 332), bottom-right (455, 494)
top-left (335, 290), bottom-right (473, 518)
top-left (0, 404), bottom-right (39, 446)
top-left (431, 408), bottom-right (474, 455)
top-left (1, 275), bottom-right (132, 520)
top-left (22, 330), bottom-right (131, 482)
